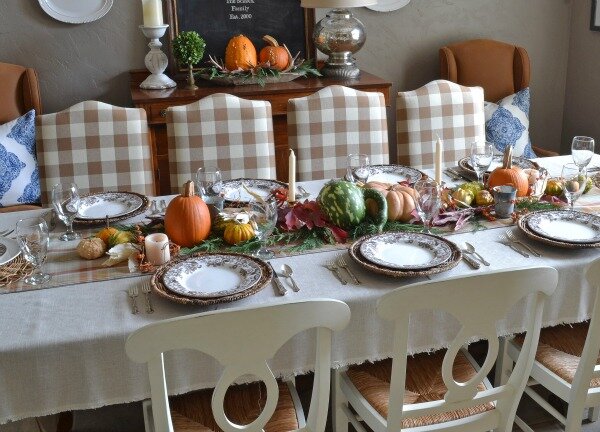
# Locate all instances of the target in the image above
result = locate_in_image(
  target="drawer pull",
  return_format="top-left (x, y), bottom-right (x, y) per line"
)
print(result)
top-left (159, 109), bottom-right (167, 118)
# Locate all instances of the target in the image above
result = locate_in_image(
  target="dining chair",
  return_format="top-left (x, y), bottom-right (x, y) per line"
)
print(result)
top-left (439, 38), bottom-right (558, 157)
top-left (396, 79), bottom-right (485, 170)
top-left (333, 266), bottom-right (558, 432)
top-left (505, 257), bottom-right (600, 432)
top-left (36, 100), bottom-right (155, 205)
top-left (126, 299), bottom-right (350, 432)
top-left (165, 94), bottom-right (276, 193)
top-left (287, 85), bottom-right (389, 181)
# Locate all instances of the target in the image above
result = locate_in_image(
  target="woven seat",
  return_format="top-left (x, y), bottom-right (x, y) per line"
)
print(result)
top-left (168, 381), bottom-right (298, 432)
top-left (346, 351), bottom-right (494, 428)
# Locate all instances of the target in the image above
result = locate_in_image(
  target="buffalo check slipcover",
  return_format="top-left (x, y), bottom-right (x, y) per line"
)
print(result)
top-left (166, 94), bottom-right (276, 193)
top-left (287, 85), bottom-right (389, 181)
top-left (396, 80), bottom-right (485, 169)
top-left (36, 101), bottom-right (155, 205)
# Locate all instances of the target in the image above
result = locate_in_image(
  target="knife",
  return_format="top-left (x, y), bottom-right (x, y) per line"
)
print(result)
top-left (268, 262), bottom-right (287, 295)
top-left (462, 253), bottom-right (481, 269)
top-left (446, 167), bottom-right (475, 182)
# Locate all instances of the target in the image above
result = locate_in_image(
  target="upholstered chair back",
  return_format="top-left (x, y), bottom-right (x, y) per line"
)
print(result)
top-left (0, 62), bottom-right (42, 124)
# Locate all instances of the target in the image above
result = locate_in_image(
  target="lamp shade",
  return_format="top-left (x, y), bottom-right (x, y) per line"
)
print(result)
top-left (301, 0), bottom-right (377, 7)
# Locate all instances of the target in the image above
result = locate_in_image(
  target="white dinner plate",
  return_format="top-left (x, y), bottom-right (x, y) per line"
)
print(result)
top-left (526, 210), bottom-right (600, 244)
top-left (38, 0), bottom-right (113, 24)
top-left (457, 155), bottom-right (536, 174)
top-left (359, 232), bottom-right (452, 270)
top-left (366, 0), bottom-right (410, 12)
top-left (0, 238), bottom-right (21, 266)
top-left (221, 179), bottom-right (287, 203)
top-left (162, 254), bottom-right (265, 299)
top-left (76, 192), bottom-right (145, 220)
top-left (365, 164), bottom-right (423, 184)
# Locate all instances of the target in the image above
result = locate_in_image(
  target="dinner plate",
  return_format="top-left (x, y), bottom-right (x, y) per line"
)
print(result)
top-left (0, 238), bottom-right (21, 266)
top-left (359, 232), bottom-right (452, 270)
top-left (457, 155), bottom-right (536, 174)
top-left (366, 0), bottom-right (411, 12)
top-left (38, 0), bottom-right (113, 24)
top-left (518, 213), bottom-right (600, 249)
top-left (365, 164), bottom-right (423, 184)
top-left (162, 253), bottom-right (266, 299)
top-left (75, 192), bottom-right (146, 221)
top-left (221, 179), bottom-right (287, 203)
top-left (525, 210), bottom-right (600, 244)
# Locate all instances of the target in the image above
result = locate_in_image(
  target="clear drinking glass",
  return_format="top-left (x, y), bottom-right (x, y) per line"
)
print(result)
top-left (470, 141), bottom-right (494, 185)
top-left (250, 200), bottom-right (278, 260)
top-left (345, 154), bottom-right (370, 183)
top-left (16, 217), bottom-right (51, 285)
top-left (561, 163), bottom-right (587, 211)
top-left (196, 165), bottom-right (223, 210)
top-left (413, 178), bottom-right (441, 234)
top-left (51, 183), bottom-right (81, 241)
top-left (571, 136), bottom-right (595, 171)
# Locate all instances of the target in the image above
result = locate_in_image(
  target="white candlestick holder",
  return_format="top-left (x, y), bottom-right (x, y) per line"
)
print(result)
top-left (139, 24), bottom-right (177, 90)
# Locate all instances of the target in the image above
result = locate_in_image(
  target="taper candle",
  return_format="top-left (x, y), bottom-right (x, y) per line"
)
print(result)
top-left (145, 233), bottom-right (170, 265)
top-left (434, 136), bottom-right (443, 185)
top-left (288, 149), bottom-right (296, 203)
top-left (141, 0), bottom-right (163, 26)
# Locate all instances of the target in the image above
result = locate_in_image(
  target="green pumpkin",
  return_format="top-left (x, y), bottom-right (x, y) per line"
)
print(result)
top-left (317, 180), bottom-right (387, 230)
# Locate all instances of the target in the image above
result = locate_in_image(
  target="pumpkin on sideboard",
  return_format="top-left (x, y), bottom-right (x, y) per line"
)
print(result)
top-left (225, 34), bottom-right (257, 71)
top-left (164, 181), bottom-right (211, 247)
top-left (259, 35), bottom-right (290, 71)
top-left (487, 146), bottom-right (529, 197)
top-left (365, 182), bottom-right (418, 222)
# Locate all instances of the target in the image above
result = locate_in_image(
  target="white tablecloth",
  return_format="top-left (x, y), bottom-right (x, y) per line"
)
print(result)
top-left (1, 155), bottom-right (599, 424)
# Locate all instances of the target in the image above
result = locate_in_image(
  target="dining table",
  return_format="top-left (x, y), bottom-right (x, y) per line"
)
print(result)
top-left (0, 154), bottom-right (599, 425)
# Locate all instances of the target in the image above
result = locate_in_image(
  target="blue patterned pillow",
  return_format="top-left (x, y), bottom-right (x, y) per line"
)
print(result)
top-left (0, 110), bottom-right (41, 207)
top-left (484, 88), bottom-right (536, 158)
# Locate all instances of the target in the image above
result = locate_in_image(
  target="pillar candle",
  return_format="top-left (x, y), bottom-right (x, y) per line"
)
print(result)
top-left (434, 137), bottom-right (443, 185)
top-left (145, 233), bottom-right (170, 265)
top-left (288, 149), bottom-right (296, 203)
top-left (141, 0), bottom-right (164, 26)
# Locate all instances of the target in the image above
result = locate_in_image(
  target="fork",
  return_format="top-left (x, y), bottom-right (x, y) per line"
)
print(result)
top-left (498, 235), bottom-right (530, 258)
top-left (336, 254), bottom-right (360, 284)
top-left (0, 229), bottom-right (14, 237)
top-left (128, 286), bottom-right (139, 314)
top-left (506, 230), bottom-right (541, 257)
top-left (141, 281), bottom-right (154, 314)
top-left (325, 261), bottom-right (348, 285)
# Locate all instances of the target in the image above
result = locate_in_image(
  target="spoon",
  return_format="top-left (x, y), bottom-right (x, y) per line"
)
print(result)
top-left (281, 264), bottom-right (300, 292)
top-left (463, 242), bottom-right (490, 266)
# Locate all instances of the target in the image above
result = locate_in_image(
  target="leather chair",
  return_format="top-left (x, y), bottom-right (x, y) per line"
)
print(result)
top-left (0, 62), bottom-right (43, 213)
top-left (439, 39), bottom-right (558, 157)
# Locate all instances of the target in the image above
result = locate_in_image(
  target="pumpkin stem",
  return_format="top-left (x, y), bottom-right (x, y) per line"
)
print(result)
top-left (262, 35), bottom-right (279, 47)
top-left (502, 145), bottom-right (513, 169)
top-left (105, 215), bottom-right (109, 229)
top-left (182, 180), bottom-right (195, 197)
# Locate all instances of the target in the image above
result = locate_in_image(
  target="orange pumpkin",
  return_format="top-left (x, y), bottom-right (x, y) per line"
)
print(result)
top-left (225, 34), bottom-right (257, 71)
top-left (365, 182), bottom-right (419, 222)
top-left (487, 146), bottom-right (529, 197)
top-left (164, 181), bottom-right (211, 247)
top-left (259, 35), bottom-right (289, 71)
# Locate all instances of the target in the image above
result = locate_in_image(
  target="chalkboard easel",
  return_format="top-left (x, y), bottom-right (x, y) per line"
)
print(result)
top-left (164, 0), bottom-right (315, 77)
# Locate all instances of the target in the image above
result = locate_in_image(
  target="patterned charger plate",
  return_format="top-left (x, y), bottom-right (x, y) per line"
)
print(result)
top-left (74, 191), bottom-right (149, 226)
top-left (359, 232), bottom-right (452, 270)
top-left (349, 233), bottom-right (461, 277)
top-left (365, 164), bottom-right (424, 184)
top-left (151, 252), bottom-right (272, 306)
top-left (457, 155), bottom-right (536, 174)
top-left (525, 210), bottom-right (600, 244)
top-left (518, 212), bottom-right (600, 249)
top-left (221, 179), bottom-right (287, 203)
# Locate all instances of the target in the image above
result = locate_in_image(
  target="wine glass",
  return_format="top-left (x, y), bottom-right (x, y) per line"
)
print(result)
top-left (250, 200), bottom-right (278, 260)
top-left (413, 178), bottom-right (441, 234)
top-left (16, 217), bottom-right (51, 285)
top-left (571, 136), bottom-right (595, 171)
top-left (51, 183), bottom-right (81, 241)
top-left (345, 154), bottom-right (370, 183)
top-left (470, 141), bottom-right (494, 185)
top-left (196, 165), bottom-right (223, 210)
top-left (561, 163), bottom-right (587, 211)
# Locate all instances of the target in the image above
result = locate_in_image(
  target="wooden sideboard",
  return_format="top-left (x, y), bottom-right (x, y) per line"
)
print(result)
top-left (130, 70), bottom-right (392, 195)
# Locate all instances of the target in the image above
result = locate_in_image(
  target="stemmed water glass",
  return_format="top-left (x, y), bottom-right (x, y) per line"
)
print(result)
top-left (561, 163), bottom-right (587, 211)
top-left (571, 136), bottom-right (595, 171)
top-left (413, 178), bottom-right (441, 234)
top-left (196, 165), bottom-right (223, 209)
top-left (470, 141), bottom-right (494, 185)
top-left (51, 183), bottom-right (81, 241)
top-left (250, 199), bottom-right (278, 259)
top-left (16, 217), bottom-right (51, 285)
top-left (345, 154), bottom-right (370, 183)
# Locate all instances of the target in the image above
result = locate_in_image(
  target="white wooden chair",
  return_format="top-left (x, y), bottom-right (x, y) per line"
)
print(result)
top-left (506, 257), bottom-right (600, 432)
top-left (126, 299), bottom-right (350, 432)
top-left (333, 266), bottom-right (558, 432)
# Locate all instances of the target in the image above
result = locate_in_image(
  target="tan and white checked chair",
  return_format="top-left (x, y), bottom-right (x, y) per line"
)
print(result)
top-left (287, 85), bottom-right (389, 181)
top-left (166, 94), bottom-right (276, 193)
top-left (36, 100), bottom-right (155, 205)
top-left (397, 80), bottom-right (485, 170)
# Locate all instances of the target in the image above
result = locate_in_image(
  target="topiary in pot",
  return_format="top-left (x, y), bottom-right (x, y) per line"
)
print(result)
top-left (172, 31), bottom-right (206, 90)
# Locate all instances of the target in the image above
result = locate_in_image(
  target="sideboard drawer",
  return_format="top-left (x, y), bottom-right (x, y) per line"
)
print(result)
top-left (148, 103), bottom-right (174, 124)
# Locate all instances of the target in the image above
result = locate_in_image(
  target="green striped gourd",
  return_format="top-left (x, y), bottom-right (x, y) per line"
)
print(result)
top-left (317, 180), bottom-right (387, 230)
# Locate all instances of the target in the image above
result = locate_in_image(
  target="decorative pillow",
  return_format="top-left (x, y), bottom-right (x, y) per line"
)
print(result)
top-left (0, 110), bottom-right (41, 207)
top-left (484, 87), bottom-right (537, 158)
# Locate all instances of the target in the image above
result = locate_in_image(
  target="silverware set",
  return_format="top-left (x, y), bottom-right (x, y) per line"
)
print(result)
top-left (444, 167), bottom-right (473, 182)
top-left (295, 185), bottom-right (310, 200)
top-left (497, 231), bottom-right (541, 258)
top-left (459, 242), bottom-right (489, 269)
top-left (128, 281), bottom-right (154, 314)
top-left (269, 262), bottom-right (302, 295)
top-left (324, 254), bottom-right (361, 285)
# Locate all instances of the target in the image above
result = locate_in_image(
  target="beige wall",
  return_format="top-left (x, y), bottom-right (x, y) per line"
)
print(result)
top-left (562, 0), bottom-right (600, 154)
top-left (1, 0), bottom-right (572, 160)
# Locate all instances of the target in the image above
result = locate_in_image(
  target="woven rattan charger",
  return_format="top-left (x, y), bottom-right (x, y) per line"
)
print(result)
top-left (0, 255), bottom-right (34, 288)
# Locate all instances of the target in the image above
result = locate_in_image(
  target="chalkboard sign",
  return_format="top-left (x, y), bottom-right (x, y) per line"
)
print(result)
top-left (165, 0), bottom-right (314, 75)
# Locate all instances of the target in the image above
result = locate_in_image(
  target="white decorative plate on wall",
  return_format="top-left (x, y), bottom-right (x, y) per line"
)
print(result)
top-left (38, 0), bottom-right (113, 24)
top-left (366, 0), bottom-right (410, 12)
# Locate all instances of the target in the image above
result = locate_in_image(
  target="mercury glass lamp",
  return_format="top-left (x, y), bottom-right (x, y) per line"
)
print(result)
top-left (301, 0), bottom-right (377, 79)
